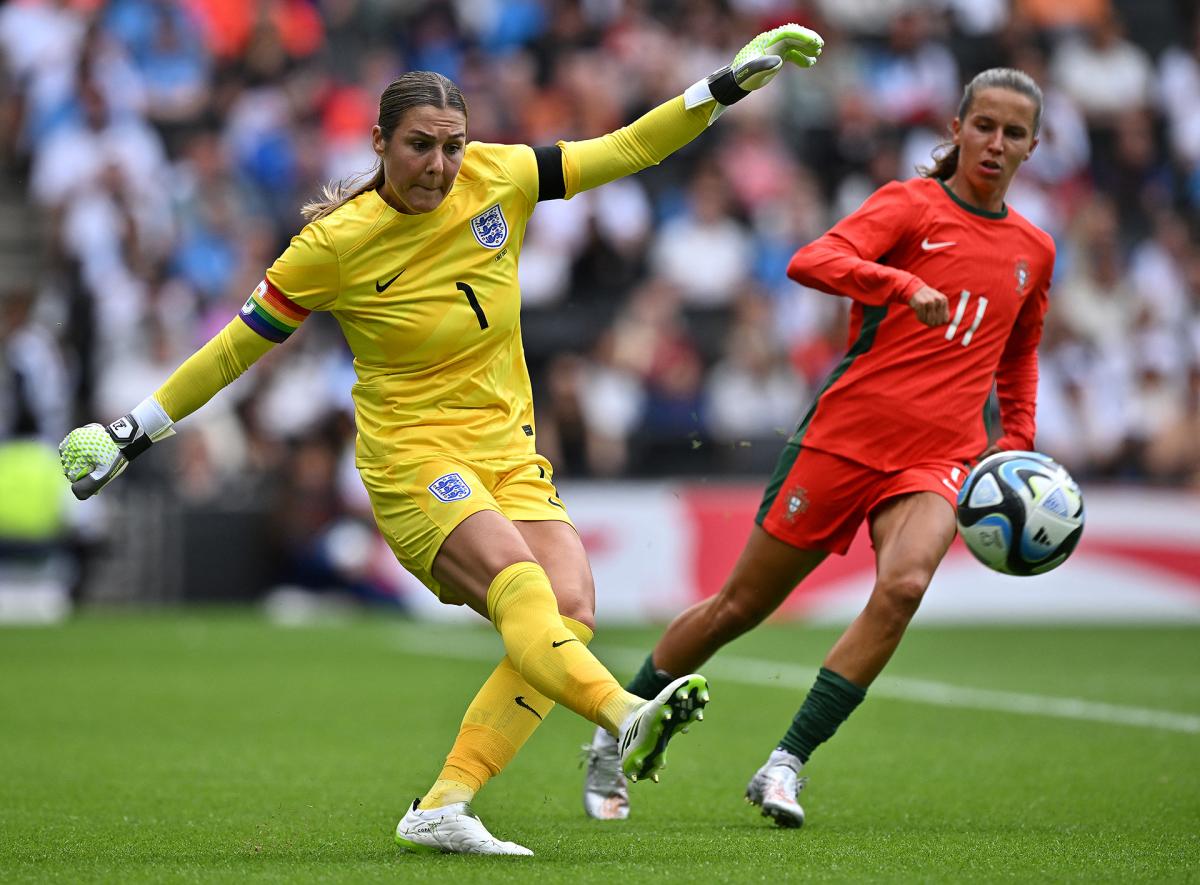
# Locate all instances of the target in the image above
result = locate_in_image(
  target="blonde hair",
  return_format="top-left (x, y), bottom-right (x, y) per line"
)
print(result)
top-left (301, 71), bottom-right (468, 222)
top-left (920, 68), bottom-right (1043, 181)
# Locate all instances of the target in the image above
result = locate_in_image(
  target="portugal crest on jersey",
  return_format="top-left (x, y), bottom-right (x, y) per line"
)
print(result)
top-left (429, 472), bottom-right (472, 503)
top-left (1015, 259), bottom-right (1029, 295)
top-left (470, 204), bottom-right (508, 249)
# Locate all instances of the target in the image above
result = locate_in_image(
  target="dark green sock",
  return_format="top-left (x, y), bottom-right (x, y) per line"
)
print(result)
top-left (626, 654), bottom-right (675, 700)
top-left (778, 667), bottom-right (867, 764)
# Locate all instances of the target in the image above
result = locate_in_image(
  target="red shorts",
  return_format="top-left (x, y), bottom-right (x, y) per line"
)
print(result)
top-left (757, 445), bottom-right (967, 555)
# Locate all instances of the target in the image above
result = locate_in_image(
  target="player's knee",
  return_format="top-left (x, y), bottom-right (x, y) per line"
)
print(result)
top-left (874, 573), bottom-right (928, 622)
top-left (711, 584), bottom-right (773, 637)
top-left (554, 579), bottom-right (597, 631)
top-left (558, 601), bottom-right (595, 632)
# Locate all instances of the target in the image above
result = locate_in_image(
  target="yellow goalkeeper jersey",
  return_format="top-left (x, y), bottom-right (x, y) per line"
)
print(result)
top-left (152, 96), bottom-right (708, 451)
top-left (257, 142), bottom-right (541, 464)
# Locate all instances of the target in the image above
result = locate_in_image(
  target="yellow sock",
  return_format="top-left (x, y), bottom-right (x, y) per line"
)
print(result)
top-left (487, 562), bottom-right (641, 734)
top-left (420, 616), bottom-right (595, 810)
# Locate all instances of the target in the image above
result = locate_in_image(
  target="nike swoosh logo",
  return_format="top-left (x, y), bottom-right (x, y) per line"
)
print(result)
top-left (375, 268), bottom-right (406, 292)
top-left (551, 638), bottom-right (579, 648)
top-left (921, 238), bottom-right (956, 251)
top-left (514, 695), bottom-right (543, 720)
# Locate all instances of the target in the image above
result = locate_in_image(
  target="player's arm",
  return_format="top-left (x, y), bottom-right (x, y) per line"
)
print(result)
top-left (533, 24), bottom-right (822, 201)
top-left (787, 182), bottom-right (949, 325)
top-left (58, 299), bottom-right (291, 500)
top-left (61, 222), bottom-right (336, 500)
top-left (992, 258), bottom-right (1053, 452)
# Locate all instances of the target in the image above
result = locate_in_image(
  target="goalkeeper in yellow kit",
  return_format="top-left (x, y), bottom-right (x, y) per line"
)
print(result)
top-left (59, 25), bottom-right (823, 856)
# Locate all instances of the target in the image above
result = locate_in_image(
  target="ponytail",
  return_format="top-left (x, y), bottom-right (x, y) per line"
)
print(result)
top-left (301, 168), bottom-right (385, 223)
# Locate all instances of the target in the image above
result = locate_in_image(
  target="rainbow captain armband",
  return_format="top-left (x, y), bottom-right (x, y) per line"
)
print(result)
top-left (238, 278), bottom-right (310, 343)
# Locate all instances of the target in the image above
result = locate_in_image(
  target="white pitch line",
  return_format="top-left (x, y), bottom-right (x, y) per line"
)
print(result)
top-left (391, 628), bottom-right (1200, 735)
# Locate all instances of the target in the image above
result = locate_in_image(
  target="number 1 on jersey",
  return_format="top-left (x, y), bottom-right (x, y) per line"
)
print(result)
top-left (457, 282), bottom-right (489, 330)
top-left (944, 290), bottom-right (988, 346)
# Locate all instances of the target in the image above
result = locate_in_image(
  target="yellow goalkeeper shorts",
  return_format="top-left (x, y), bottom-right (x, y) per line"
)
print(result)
top-left (358, 451), bottom-right (573, 602)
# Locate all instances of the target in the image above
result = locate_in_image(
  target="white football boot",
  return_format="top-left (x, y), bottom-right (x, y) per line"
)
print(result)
top-left (395, 799), bottom-right (533, 855)
top-left (745, 748), bottom-right (807, 828)
top-left (617, 674), bottom-right (709, 784)
top-left (582, 725), bottom-right (629, 820)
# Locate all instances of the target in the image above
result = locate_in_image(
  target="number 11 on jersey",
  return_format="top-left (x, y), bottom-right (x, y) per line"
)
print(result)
top-left (944, 290), bottom-right (988, 346)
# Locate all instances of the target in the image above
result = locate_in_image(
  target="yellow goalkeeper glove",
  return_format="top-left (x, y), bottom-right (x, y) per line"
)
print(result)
top-left (684, 24), bottom-right (824, 124)
top-left (59, 397), bottom-right (175, 499)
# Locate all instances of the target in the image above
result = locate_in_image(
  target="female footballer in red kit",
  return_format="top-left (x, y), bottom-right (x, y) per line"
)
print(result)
top-left (584, 68), bottom-right (1056, 826)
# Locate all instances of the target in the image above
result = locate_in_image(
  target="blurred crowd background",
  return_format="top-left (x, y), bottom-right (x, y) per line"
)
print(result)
top-left (1, 0), bottom-right (1198, 608)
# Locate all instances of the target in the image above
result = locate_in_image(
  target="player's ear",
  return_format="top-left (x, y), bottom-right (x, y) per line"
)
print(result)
top-left (950, 117), bottom-right (962, 148)
top-left (1024, 134), bottom-right (1039, 162)
top-left (371, 124), bottom-right (385, 158)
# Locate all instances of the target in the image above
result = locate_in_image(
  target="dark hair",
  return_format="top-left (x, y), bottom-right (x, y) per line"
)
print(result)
top-left (301, 71), bottom-right (468, 222)
top-left (920, 68), bottom-right (1043, 181)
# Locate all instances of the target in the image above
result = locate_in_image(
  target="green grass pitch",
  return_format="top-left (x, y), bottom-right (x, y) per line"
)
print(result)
top-left (1, 611), bottom-right (1197, 883)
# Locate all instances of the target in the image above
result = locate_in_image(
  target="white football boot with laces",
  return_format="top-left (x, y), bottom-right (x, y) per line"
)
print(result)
top-left (617, 674), bottom-right (709, 784)
top-left (745, 748), bottom-right (807, 828)
top-left (582, 725), bottom-right (629, 820)
top-left (395, 799), bottom-right (533, 855)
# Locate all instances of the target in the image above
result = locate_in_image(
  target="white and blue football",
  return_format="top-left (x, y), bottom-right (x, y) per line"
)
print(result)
top-left (956, 451), bottom-right (1085, 576)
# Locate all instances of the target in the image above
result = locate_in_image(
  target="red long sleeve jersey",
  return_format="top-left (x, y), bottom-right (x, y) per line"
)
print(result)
top-left (787, 177), bottom-right (1056, 472)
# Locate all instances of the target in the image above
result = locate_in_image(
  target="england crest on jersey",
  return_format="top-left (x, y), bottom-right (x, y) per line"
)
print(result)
top-left (470, 203), bottom-right (508, 249)
top-left (429, 472), bottom-right (472, 503)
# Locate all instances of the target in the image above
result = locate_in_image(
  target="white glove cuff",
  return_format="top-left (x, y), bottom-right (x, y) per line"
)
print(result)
top-left (683, 77), bottom-right (715, 111)
top-left (131, 396), bottom-right (176, 442)
top-left (685, 64), bottom-right (754, 125)
top-left (684, 77), bottom-right (729, 126)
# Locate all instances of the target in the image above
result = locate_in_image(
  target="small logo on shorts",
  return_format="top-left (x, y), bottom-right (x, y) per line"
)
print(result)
top-left (429, 472), bottom-right (471, 503)
top-left (783, 485), bottom-right (809, 523)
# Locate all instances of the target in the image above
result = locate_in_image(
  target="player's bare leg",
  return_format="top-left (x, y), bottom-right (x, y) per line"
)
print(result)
top-left (585, 527), bottom-right (822, 819)
top-left (755, 492), bottom-right (958, 828)
top-left (654, 527), bottom-right (827, 675)
top-left (824, 492), bottom-right (957, 685)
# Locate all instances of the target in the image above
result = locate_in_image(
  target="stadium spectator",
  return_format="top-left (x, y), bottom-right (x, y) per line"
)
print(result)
top-left (1157, 17), bottom-right (1200, 182)
top-left (860, 10), bottom-right (960, 128)
top-left (649, 166), bottom-right (755, 308)
top-left (1050, 12), bottom-right (1155, 125)
top-left (703, 290), bottom-right (810, 468)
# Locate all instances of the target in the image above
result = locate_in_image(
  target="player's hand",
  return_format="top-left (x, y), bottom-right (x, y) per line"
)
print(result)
top-left (732, 24), bottom-right (824, 86)
top-left (909, 285), bottom-right (950, 327)
top-left (60, 423), bottom-right (129, 500)
top-left (684, 23), bottom-right (824, 124)
top-left (60, 399), bottom-right (175, 500)
top-left (975, 445), bottom-right (1003, 463)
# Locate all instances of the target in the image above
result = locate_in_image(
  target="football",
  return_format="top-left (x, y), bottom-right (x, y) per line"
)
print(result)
top-left (956, 450), bottom-right (1085, 576)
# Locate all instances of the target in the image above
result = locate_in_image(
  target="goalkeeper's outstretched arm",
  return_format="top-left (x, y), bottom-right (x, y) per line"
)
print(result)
top-left (556, 24), bottom-right (823, 198)
top-left (59, 318), bottom-right (276, 500)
